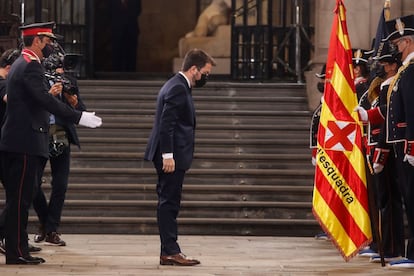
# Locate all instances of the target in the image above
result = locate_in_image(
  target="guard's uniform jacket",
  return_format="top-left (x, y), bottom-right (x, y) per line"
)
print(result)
top-left (0, 49), bottom-right (82, 157)
top-left (364, 77), bottom-right (392, 166)
top-left (366, 78), bottom-right (389, 147)
top-left (0, 48), bottom-right (82, 263)
top-left (386, 57), bottom-right (414, 154)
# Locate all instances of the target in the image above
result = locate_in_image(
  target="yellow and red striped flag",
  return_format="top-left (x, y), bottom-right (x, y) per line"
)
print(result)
top-left (312, 0), bottom-right (372, 261)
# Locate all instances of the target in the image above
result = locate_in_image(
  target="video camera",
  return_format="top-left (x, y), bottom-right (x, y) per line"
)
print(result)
top-left (44, 71), bottom-right (78, 95)
top-left (42, 42), bottom-right (80, 95)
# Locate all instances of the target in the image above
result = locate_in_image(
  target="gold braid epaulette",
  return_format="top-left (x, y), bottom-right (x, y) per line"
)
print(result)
top-left (367, 76), bottom-right (384, 104)
top-left (386, 60), bottom-right (414, 104)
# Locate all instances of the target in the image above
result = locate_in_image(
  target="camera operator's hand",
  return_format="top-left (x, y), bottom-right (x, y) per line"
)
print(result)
top-left (79, 111), bottom-right (102, 128)
top-left (49, 83), bottom-right (63, 96)
top-left (63, 93), bottom-right (78, 108)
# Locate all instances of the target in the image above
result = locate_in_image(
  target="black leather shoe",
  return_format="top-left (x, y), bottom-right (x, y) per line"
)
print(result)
top-left (6, 255), bottom-right (46, 265)
top-left (28, 243), bottom-right (42, 253)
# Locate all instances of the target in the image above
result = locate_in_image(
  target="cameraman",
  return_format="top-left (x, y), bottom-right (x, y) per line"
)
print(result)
top-left (32, 65), bottom-right (86, 247)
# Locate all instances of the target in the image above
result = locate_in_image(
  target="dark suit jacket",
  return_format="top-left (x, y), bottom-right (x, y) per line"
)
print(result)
top-left (0, 51), bottom-right (82, 158)
top-left (144, 73), bottom-right (196, 171)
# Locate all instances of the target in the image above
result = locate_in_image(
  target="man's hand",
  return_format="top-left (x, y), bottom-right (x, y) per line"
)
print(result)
top-left (354, 106), bottom-right (368, 122)
top-left (373, 163), bottom-right (384, 174)
top-left (404, 154), bottom-right (414, 166)
top-left (63, 93), bottom-right (78, 107)
top-left (79, 111), bottom-right (102, 128)
top-left (162, 158), bottom-right (175, 173)
top-left (49, 83), bottom-right (63, 96)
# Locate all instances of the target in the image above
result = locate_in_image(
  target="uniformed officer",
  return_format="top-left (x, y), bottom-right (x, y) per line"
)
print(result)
top-left (352, 48), bottom-right (371, 108)
top-left (380, 14), bottom-right (414, 268)
top-left (356, 42), bottom-right (405, 263)
top-left (0, 22), bottom-right (102, 265)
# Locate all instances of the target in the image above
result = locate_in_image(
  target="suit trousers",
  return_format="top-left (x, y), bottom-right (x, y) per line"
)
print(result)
top-left (33, 146), bottom-right (71, 233)
top-left (0, 151), bottom-right (47, 261)
top-left (154, 164), bottom-right (185, 256)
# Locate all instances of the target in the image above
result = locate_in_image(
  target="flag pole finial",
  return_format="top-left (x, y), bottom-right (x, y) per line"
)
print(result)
top-left (384, 0), bottom-right (391, 21)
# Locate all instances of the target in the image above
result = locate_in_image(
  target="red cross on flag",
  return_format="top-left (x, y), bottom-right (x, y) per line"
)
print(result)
top-left (324, 121), bottom-right (357, 152)
top-left (312, 0), bottom-right (371, 261)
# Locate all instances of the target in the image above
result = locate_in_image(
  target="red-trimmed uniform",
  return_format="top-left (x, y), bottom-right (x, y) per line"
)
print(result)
top-left (367, 75), bottom-right (405, 258)
top-left (0, 26), bottom-right (82, 263)
top-left (385, 54), bottom-right (414, 261)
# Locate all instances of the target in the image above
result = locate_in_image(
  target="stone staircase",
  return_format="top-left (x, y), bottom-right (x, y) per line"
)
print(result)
top-left (3, 80), bottom-right (320, 236)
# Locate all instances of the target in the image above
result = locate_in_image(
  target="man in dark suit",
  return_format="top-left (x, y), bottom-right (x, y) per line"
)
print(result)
top-left (145, 49), bottom-right (215, 266)
top-left (0, 22), bottom-right (102, 265)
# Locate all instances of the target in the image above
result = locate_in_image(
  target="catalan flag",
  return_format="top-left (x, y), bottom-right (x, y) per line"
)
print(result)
top-left (312, 0), bottom-right (372, 261)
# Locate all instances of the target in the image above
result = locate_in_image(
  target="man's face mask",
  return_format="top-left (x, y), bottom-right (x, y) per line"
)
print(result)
top-left (375, 64), bottom-right (386, 79)
top-left (42, 44), bottom-right (54, 59)
top-left (194, 73), bottom-right (208, 88)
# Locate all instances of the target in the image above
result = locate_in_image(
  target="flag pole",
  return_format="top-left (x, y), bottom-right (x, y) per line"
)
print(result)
top-left (366, 0), bottom-right (391, 267)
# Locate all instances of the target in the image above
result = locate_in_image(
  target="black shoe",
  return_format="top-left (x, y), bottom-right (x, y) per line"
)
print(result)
top-left (33, 226), bottom-right (46, 243)
top-left (28, 243), bottom-right (42, 253)
top-left (6, 255), bottom-right (45, 265)
top-left (0, 239), bottom-right (5, 255)
top-left (45, 232), bottom-right (66, 246)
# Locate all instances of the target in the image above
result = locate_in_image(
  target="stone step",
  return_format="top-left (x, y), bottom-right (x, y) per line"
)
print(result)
top-left (22, 199), bottom-right (313, 219)
top-left (35, 183), bottom-right (313, 202)
top-left (78, 80), bottom-right (307, 97)
top-left (74, 138), bottom-right (311, 155)
top-left (68, 152), bottom-right (314, 170)
top-left (88, 114), bottom-right (312, 126)
top-left (89, 108), bottom-right (311, 117)
top-left (42, 167), bottom-right (314, 186)
top-left (77, 126), bottom-right (308, 140)
top-left (26, 216), bottom-right (319, 236)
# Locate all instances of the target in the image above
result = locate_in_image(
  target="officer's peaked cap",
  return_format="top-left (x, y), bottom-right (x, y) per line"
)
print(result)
top-left (352, 48), bottom-right (369, 65)
top-left (383, 15), bottom-right (414, 42)
top-left (20, 22), bottom-right (56, 39)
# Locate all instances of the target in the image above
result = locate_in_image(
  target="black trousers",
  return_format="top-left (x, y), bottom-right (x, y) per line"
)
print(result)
top-left (154, 163), bottom-right (185, 256)
top-left (0, 151), bottom-right (47, 261)
top-left (373, 148), bottom-right (405, 257)
top-left (394, 142), bottom-right (414, 260)
top-left (33, 146), bottom-right (71, 233)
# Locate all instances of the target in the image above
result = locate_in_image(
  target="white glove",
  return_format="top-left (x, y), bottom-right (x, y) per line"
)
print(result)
top-left (79, 111), bottom-right (102, 128)
top-left (311, 157), bottom-right (316, 166)
top-left (354, 106), bottom-right (368, 122)
top-left (404, 154), bottom-right (414, 167)
top-left (373, 163), bottom-right (384, 174)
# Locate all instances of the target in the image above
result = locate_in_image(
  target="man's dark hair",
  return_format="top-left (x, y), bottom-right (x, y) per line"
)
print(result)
top-left (0, 48), bottom-right (20, 68)
top-left (181, 48), bottom-right (216, 72)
